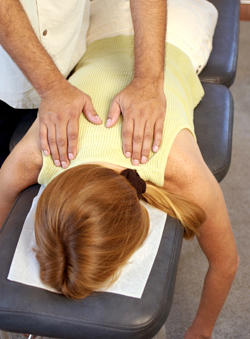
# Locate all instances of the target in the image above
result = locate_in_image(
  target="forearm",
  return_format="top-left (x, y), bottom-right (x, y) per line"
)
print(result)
top-left (189, 264), bottom-right (237, 338)
top-left (0, 0), bottom-right (66, 97)
top-left (188, 184), bottom-right (239, 338)
top-left (107, 1), bottom-right (167, 165)
top-left (0, 0), bottom-right (99, 166)
top-left (130, 0), bottom-right (167, 81)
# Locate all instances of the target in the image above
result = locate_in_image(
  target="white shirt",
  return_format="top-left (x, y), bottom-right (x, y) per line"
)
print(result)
top-left (0, 0), bottom-right (217, 109)
top-left (87, 0), bottom-right (218, 75)
top-left (0, 0), bottom-right (90, 109)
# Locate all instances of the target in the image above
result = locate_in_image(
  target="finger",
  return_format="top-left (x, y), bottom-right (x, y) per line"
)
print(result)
top-left (140, 121), bottom-right (154, 164)
top-left (122, 116), bottom-right (133, 160)
top-left (106, 99), bottom-right (121, 128)
top-left (39, 121), bottom-right (50, 156)
top-left (67, 118), bottom-right (79, 161)
top-left (56, 120), bottom-right (69, 169)
top-left (131, 118), bottom-right (145, 166)
top-left (47, 123), bottom-right (61, 167)
top-left (83, 95), bottom-right (102, 124)
top-left (153, 118), bottom-right (164, 153)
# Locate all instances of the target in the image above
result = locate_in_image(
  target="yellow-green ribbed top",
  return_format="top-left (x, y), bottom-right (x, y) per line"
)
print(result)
top-left (38, 35), bottom-right (204, 187)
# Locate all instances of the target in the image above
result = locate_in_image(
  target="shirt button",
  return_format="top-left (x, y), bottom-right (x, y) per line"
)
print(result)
top-left (43, 29), bottom-right (48, 36)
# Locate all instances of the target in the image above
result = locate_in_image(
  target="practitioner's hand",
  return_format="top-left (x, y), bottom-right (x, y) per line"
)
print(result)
top-left (106, 77), bottom-right (166, 165)
top-left (39, 80), bottom-right (102, 168)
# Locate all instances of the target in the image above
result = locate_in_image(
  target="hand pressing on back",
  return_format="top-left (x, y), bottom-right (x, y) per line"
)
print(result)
top-left (106, 77), bottom-right (166, 165)
top-left (39, 80), bottom-right (102, 168)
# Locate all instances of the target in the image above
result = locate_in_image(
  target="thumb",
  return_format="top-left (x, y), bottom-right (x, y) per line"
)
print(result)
top-left (83, 96), bottom-right (102, 124)
top-left (106, 99), bottom-right (121, 128)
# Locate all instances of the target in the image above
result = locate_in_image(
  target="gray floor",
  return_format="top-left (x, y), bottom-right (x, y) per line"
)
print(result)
top-left (2, 20), bottom-right (250, 339)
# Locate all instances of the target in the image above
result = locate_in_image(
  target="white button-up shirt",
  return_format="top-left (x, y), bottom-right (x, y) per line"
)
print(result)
top-left (87, 0), bottom-right (218, 76)
top-left (0, 0), bottom-right (90, 109)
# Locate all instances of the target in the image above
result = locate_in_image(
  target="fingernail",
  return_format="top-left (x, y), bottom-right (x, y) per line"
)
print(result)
top-left (132, 159), bottom-right (140, 166)
top-left (105, 119), bottom-right (111, 128)
top-left (153, 145), bottom-right (159, 153)
top-left (61, 161), bottom-right (67, 169)
top-left (54, 160), bottom-right (60, 167)
top-left (43, 150), bottom-right (49, 156)
top-left (141, 156), bottom-right (147, 164)
top-left (95, 115), bottom-right (102, 123)
top-left (125, 152), bottom-right (131, 158)
top-left (68, 153), bottom-right (74, 160)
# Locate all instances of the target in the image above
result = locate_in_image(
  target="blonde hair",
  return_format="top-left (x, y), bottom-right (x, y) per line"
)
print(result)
top-left (35, 164), bottom-right (206, 299)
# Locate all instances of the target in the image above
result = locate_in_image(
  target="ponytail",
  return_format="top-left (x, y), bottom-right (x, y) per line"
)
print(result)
top-left (141, 182), bottom-right (207, 239)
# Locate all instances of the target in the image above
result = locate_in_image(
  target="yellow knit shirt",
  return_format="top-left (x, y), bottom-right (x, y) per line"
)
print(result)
top-left (38, 36), bottom-right (204, 187)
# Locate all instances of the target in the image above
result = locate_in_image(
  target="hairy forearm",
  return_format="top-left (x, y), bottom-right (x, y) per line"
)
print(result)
top-left (0, 0), bottom-right (66, 96)
top-left (130, 0), bottom-right (167, 81)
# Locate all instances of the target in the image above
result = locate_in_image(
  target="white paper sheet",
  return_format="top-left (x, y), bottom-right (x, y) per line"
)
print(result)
top-left (8, 185), bottom-right (167, 299)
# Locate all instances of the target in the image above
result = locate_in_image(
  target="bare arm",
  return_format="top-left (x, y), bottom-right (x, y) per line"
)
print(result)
top-left (130, 0), bottom-right (166, 80)
top-left (0, 0), bottom-right (101, 168)
top-left (106, 0), bottom-right (167, 165)
top-left (164, 130), bottom-right (239, 339)
top-left (0, 119), bottom-right (42, 228)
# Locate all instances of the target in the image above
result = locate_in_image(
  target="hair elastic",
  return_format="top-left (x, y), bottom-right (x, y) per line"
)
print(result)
top-left (120, 169), bottom-right (146, 199)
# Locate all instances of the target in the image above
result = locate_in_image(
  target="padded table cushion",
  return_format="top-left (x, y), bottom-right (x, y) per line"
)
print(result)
top-left (0, 185), bottom-right (183, 339)
top-left (194, 82), bottom-right (233, 182)
top-left (199, 0), bottom-right (240, 87)
top-left (1, 82), bottom-right (234, 338)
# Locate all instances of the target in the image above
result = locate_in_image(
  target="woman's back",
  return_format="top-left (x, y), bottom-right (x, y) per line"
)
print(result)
top-left (38, 35), bottom-right (204, 187)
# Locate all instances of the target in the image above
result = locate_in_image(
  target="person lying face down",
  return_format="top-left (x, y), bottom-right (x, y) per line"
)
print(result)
top-left (0, 34), bottom-right (238, 339)
top-left (29, 35), bottom-right (206, 299)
